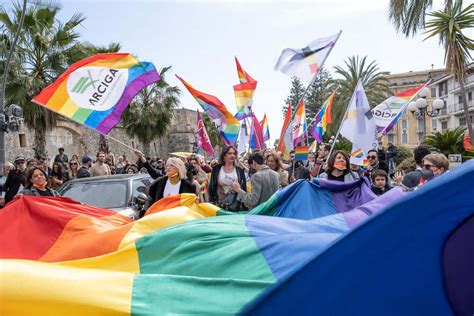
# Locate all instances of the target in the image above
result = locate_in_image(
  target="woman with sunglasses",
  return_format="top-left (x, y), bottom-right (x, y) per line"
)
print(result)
top-left (422, 153), bottom-right (449, 177)
top-left (64, 159), bottom-right (80, 182)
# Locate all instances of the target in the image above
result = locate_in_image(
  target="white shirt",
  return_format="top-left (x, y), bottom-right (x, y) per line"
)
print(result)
top-left (218, 167), bottom-right (237, 193)
top-left (163, 179), bottom-right (181, 197)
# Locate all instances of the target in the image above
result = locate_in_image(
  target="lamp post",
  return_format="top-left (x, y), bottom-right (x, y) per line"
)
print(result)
top-left (407, 87), bottom-right (445, 141)
top-left (0, 0), bottom-right (27, 170)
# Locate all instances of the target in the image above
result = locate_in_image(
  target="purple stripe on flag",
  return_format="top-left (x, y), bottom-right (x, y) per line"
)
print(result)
top-left (96, 70), bottom-right (160, 134)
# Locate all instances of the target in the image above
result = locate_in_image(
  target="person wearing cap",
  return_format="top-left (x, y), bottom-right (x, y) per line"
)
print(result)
top-left (77, 156), bottom-right (93, 178)
top-left (2, 156), bottom-right (27, 205)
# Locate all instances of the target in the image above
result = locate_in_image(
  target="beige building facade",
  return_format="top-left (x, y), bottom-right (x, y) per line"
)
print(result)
top-left (5, 108), bottom-right (199, 163)
top-left (383, 68), bottom-right (447, 148)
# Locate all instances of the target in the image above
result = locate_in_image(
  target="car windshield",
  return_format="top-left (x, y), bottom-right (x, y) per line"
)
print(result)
top-left (61, 181), bottom-right (128, 209)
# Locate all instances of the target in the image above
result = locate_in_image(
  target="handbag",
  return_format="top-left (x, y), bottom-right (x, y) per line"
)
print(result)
top-left (219, 189), bottom-right (241, 211)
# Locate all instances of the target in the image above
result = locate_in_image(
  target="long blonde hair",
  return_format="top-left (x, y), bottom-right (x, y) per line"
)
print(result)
top-left (166, 157), bottom-right (186, 180)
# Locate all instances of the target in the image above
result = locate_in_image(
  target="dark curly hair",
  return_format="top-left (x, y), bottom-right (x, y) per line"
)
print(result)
top-left (218, 145), bottom-right (238, 165)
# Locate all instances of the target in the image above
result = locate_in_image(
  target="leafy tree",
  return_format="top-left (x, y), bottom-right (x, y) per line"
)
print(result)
top-left (282, 77), bottom-right (305, 117)
top-left (396, 145), bottom-right (413, 163)
top-left (122, 66), bottom-right (180, 156)
top-left (423, 127), bottom-right (466, 156)
top-left (0, 3), bottom-right (85, 156)
top-left (330, 56), bottom-right (390, 136)
top-left (424, 1), bottom-right (474, 144)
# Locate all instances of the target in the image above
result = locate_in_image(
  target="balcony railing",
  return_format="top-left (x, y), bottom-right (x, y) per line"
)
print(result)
top-left (448, 100), bottom-right (474, 113)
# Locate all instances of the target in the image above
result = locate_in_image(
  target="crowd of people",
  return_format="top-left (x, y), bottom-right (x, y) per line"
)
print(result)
top-left (0, 140), bottom-right (454, 211)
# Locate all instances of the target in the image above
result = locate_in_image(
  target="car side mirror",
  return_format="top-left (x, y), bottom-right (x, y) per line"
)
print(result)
top-left (135, 193), bottom-right (148, 205)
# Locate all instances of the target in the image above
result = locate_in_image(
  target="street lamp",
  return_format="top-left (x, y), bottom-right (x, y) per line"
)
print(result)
top-left (408, 87), bottom-right (444, 118)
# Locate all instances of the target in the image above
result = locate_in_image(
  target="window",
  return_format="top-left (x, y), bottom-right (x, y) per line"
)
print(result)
top-left (402, 130), bottom-right (408, 144)
top-left (19, 134), bottom-right (27, 148)
top-left (458, 95), bottom-right (463, 104)
top-left (432, 119), bottom-right (438, 131)
top-left (431, 88), bottom-right (437, 97)
top-left (154, 142), bottom-right (157, 152)
top-left (441, 121), bottom-right (448, 131)
top-left (468, 91), bottom-right (472, 101)
top-left (418, 118), bottom-right (425, 132)
top-left (402, 119), bottom-right (408, 129)
top-left (132, 141), bottom-right (135, 148)
top-left (460, 116), bottom-right (466, 126)
top-left (388, 133), bottom-right (394, 143)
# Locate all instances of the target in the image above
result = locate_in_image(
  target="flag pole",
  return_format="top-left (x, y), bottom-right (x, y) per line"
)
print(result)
top-left (278, 30), bottom-right (343, 150)
top-left (325, 80), bottom-right (358, 163)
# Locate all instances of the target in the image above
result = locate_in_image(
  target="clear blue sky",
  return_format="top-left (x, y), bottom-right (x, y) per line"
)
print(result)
top-left (5, 0), bottom-right (463, 143)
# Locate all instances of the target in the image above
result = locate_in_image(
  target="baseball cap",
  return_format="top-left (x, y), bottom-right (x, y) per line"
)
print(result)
top-left (82, 156), bottom-right (93, 164)
top-left (14, 156), bottom-right (25, 163)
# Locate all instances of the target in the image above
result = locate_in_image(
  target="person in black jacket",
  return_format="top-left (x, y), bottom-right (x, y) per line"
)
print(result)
top-left (2, 156), bottom-right (27, 205)
top-left (133, 149), bottom-right (163, 179)
top-left (208, 145), bottom-right (247, 206)
top-left (147, 157), bottom-right (196, 205)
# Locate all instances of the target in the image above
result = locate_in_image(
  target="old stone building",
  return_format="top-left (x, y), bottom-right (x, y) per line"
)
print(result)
top-left (5, 108), bottom-right (198, 163)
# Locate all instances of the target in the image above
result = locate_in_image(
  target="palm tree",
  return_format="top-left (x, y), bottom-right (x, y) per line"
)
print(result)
top-left (0, 3), bottom-right (85, 156)
top-left (424, 1), bottom-right (474, 145)
top-left (331, 56), bottom-right (390, 135)
top-left (423, 127), bottom-right (465, 156)
top-left (122, 66), bottom-right (181, 156)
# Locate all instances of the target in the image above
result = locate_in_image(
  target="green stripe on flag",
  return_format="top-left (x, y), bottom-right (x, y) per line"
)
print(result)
top-left (72, 108), bottom-right (92, 123)
top-left (132, 216), bottom-right (276, 313)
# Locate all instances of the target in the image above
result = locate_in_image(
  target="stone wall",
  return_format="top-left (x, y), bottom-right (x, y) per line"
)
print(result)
top-left (6, 108), bottom-right (198, 163)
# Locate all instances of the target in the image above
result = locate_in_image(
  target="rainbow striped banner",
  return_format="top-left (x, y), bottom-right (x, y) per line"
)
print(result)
top-left (32, 53), bottom-right (160, 134)
top-left (177, 75), bottom-right (240, 145)
top-left (295, 145), bottom-right (309, 161)
top-left (260, 113), bottom-right (270, 142)
top-left (234, 57), bottom-right (257, 120)
top-left (310, 90), bottom-right (335, 143)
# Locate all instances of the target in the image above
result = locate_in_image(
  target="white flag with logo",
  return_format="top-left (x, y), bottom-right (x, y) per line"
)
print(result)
top-left (238, 120), bottom-right (250, 155)
top-left (340, 80), bottom-right (378, 166)
top-left (274, 32), bottom-right (340, 84)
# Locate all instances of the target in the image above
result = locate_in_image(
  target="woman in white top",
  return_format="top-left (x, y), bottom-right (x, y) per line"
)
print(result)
top-left (208, 145), bottom-right (247, 207)
top-left (148, 158), bottom-right (196, 205)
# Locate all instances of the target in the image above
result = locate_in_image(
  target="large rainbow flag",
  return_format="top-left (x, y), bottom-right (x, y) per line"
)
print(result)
top-left (234, 57), bottom-right (257, 120)
top-left (32, 53), bottom-right (160, 134)
top-left (245, 159), bottom-right (474, 316)
top-left (1, 176), bottom-right (398, 314)
top-left (177, 75), bottom-right (240, 145)
top-left (310, 90), bottom-right (335, 143)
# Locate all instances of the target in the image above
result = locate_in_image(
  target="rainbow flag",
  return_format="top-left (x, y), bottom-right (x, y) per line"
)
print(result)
top-left (260, 113), bottom-right (270, 142)
top-left (235, 56), bottom-right (256, 83)
top-left (373, 83), bottom-right (428, 135)
top-left (234, 57), bottom-right (257, 120)
top-left (292, 100), bottom-right (307, 145)
top-left (32, 53), bottom-right (160, 134)
top-left (294, 145), bottom-right (309, 161)
top-left (277, 103), bottom-right (294, 159)
top-left (310, 90), bottom-right (335, 143)
top-left (177, 75), bottom-right (240, 145)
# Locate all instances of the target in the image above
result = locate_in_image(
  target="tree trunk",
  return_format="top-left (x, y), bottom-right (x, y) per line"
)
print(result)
top-left (34, 126), bottom-right (47, 158)
top-left (459, 81), bottom-right (474, 145)
top-left (142, 141), bottom-right (151, 157)
top-left (99, 135), bottom-right (109, 154)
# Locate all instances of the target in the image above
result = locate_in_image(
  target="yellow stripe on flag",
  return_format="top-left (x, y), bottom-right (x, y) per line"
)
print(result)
top-left (58, 97), bottom-right (80, 117)
top-left (0, 260), bottom-right (134, 315)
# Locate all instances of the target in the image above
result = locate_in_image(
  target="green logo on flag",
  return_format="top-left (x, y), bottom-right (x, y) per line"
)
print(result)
top-left (71, 77), bottom-right (99, 94)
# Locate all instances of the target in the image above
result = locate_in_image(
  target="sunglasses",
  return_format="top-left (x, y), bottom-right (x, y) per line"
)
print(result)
top-left (70, 163), bottom-right (78, 165)
top-left (367, 155), bottom-right (377, 159)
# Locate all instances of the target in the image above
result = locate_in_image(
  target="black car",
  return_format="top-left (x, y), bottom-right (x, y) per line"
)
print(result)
top-left (58, 173), bottom-right (152, 219)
